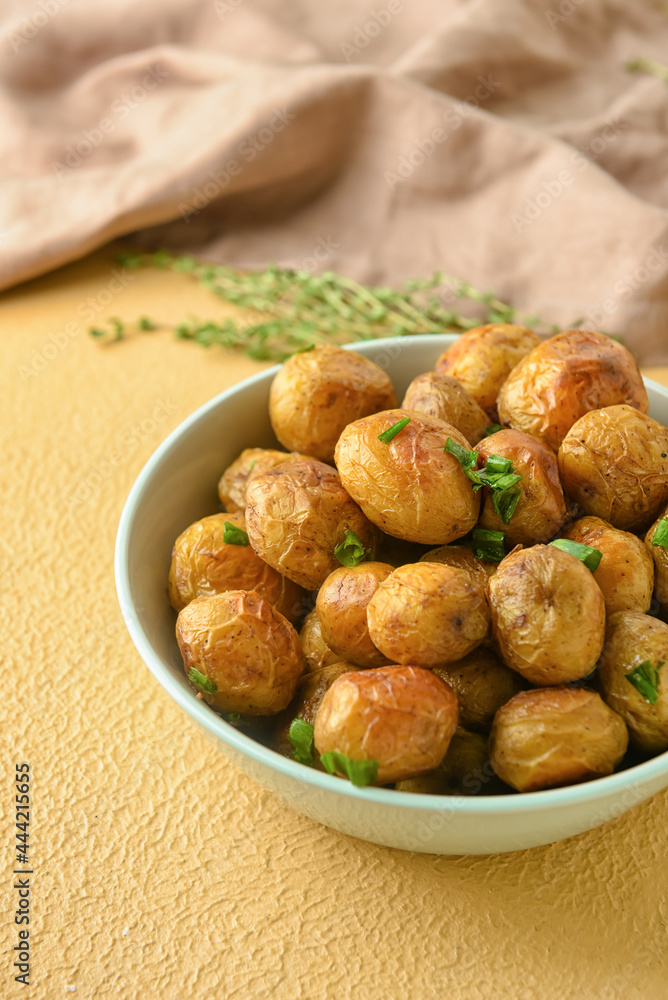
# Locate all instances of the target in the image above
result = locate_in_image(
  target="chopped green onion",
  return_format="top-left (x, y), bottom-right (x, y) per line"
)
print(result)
top-left (492, 487), bottom-right (521, 525)
top-left (549, 538), bottom-right (602, 573)
top-left (651, 518), bottom-right (668, 549)
top-left (471, 527), bottom-right (506, 563)
top-left (188, 667), bottom-right (217, 694)
top-left (378, 416), bottom-right (411, 444)
top-left (223, 521), bottom-right (250, 546)
top-left (248, 460), bottom-right (257, 473)
top-left (486, 423), bottom-right (502, 435)
top-left (334, 529), bottom-right (370, 567)
top-left (289, 718), bottom-right (315, 765)
top-left (320, 751), bottom-right (379, 787)
top-left (485, 453), bottom-right (513, 475)
top-left (446, 438), bottom-right (522, 523)
top-left (138, 316), bottom-right (156, 330)
top-left (625, 660), bottom-right (664, 704)
top-left (445, 437), bottom-right (478, 469)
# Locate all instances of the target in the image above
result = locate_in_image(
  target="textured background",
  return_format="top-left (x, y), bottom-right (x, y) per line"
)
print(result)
top-left (2, 246), bottom-right (668, 1000)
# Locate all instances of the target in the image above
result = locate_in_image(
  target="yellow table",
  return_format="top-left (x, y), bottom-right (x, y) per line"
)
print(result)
top-left (2, 246), bottom-right (667, 1000)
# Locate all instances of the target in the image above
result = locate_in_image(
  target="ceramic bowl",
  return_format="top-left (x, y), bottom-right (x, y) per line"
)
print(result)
top-left (116, 335), bottom-right (668, 854)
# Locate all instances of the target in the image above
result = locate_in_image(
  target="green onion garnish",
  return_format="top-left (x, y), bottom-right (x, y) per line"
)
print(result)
top-left (188, 667), bottom-right (217, 694)
top-left (485, 454), bottom-right (513, 475)
top-left (492, 487), bottom-right (521, 525)
top-left (320, 751), bottom-right (379, 787)
top-left (378, 416), bottom-right (411, 444)
top-left (444, 437), bottom-right (478, 469)
top-left (549, 538), bottom-right (602, 573)
top-left (288, 718), bottom-right (315, 765)
top-left (471, 527), bottom-right (506, 563)
top-left (334, 529), bottom-right (370, 568)
top-left (223, 521), bottom-right (250, 546)
top-left (445, 438), bottom-right (522, 524)
top-left (486, 423), bottom-right (502, 435)
top-left (625, 660), bottom-right (664, 704)
top-left (651, 518), bottom-right (668, 549)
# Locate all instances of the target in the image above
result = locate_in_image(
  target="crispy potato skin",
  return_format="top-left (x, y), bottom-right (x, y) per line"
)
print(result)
top-left (497, 330), bottom-right (649, 451)
top-left (367, 562), bottom-right (490, 666)
top-left (487, 544), bottom-right (606, 685)
top-left (433, 649), bottom-right (526, 733)
top-left (245, 459), bottom-right (377, 590)
top-left (176, 591), bottom-right (303, 715)
top-left (273, 662), bottom-right (359, 758)
top-left (313, 665), bottom-right (459, 784)
top-left (435, 323), bottom-right (541, 416)
top-left (217, 448), bottom-right (308, 513)
top-left (269, 344), bottom-right (396, 463)
top-left (401, 372), bottom-right (489, 444)
top-left (561, 516), bottom-right (654, 615)
top-left (396, 728), bottom-right (494, 795)
top-left (316, 562), bottom-right (394, 668)
top-left (645, 510), bottom-right (668, 611)
top-left (598, 611), bottom-right (668, 753)
top-left (558, 405), bottom-right (668, 533)
top-left (489, 687), bottom-right (628, 792)
top-left (475, 429), bottom-right (569, 546)
top-left (419, 544), bottom-right (496, 583)
top-left (299, 609), bottom-right (343, 673)
top-left (168, 512), bottom-right (305, 622)
top-left (334, 409), bottom-right (480, 544)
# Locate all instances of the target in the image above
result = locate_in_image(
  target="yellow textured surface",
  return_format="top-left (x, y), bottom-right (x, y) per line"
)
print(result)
top-left (2, 246), bottom-right (668, 1000)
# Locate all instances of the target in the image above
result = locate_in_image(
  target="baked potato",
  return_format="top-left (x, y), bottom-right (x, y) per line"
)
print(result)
top-left (419, 544), bottom-right (496, 583)
top-left (176, 591), bottom-right (303, 715)
top-left (366, 561), bottom-right (490, 666)
top-left (316, 562), bottom-right (394, 668)
top-left (299, 609), bottom-right (343, 673)
top-left (313, 665), bottom-right (458, 784)
top-left (433, 648), bottom-right (526, 734)
top-left (435, 323), bottom-right (541, 416)
top-left (396, 728), bottom-right (494, 796)
top-left (269, 343), bottom-right (396, 463)
top-left (487, 544), bottom-right (606, 685)
top-left (497, 330), bottom-right (649, 451)
top-left (645, 510), bottom-right (668, 612)
top-left (273, 662), bottom-right (359, 758)
top-left (489, 687), bottom-right (628, 792)
top-left (558, 405), bottom-right (668, 533)
top-left (218, 448), bottom-right (311, 513)
top-left (401, 372), bottom-right (489, 445)
top-left (334, 409), bottom-right (480, 544)
top-left (245, 459), bottom-right (378, 590)
top-left (598, 611), bottom-right (668, 753)
top-left (561, 516), bottom-right (654, 615)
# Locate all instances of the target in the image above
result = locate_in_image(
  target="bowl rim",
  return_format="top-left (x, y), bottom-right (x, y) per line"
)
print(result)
top-left (115, 336), bottom-right (668, 815)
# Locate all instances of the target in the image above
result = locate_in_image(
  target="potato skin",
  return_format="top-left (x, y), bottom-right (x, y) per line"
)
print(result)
top-left (367, 562), bottom-right (490, 667)
top-left (497, 330), bottom-right (649, 451)
top-left (558, 405), bottom-right (668, 533)
top-left (561, 516), bottom-right (654, 615)
top-left (176, 591), bottom-right (303, 715)
top-left (396, 728), bottom-right (493, 796)
top-left (433, 648), bottom-right (525, 733)
top-left (489, 687), bottom-right (628, 792)
top-left (334, 409), bottom-right (480, 544)
top-left (269, 344), bottom-right (396, 463)
top-left (316, 562), bottom-right (394, 668)
top-left (645, 510), bottom-right (668, 611)
top-left (245, 459), bottom-right (377, 590)
top-left (598, 611), bottom-right (668, 753)
top-left (435, 323), bottom-right (541, 416)
top-left (401, 372), bottom-right (488, 445)
top-left (273, 662), bottom-right (359, 758)
top-left (419, 544), bottom-right (496, 583)
top-left (168, 512), bottom-right (305, 622)
top-left (475, 429), bottom-right (569, 546)
top-left (487, 544), bottom-right (606, 685)
top-left (299, 609), bottom-right (343, 673)
top-left (313, 665), bottom-right (459, 784)
top-left (218, 448), bottom-right (312, 514)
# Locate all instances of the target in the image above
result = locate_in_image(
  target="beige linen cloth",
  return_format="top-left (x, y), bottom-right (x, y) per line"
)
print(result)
top-left (1, 0), bottom-right (668, 360)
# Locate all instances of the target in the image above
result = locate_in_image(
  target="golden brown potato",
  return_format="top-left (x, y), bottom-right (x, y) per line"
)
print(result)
top-left (396, 728), bottom-right (493, 795)
top-left (401, 372), bottom-right (489, 445)
top-left (176, 591), bottom-right (303, 715)
top-left (475, 429), bottom-right (569, 546)
top-left (419, 544), bottom-right (495, 584)
top-left (168, 512), bottom-right (305, 622)
top-left (433, 648), bottom-right (526, 733)
top-left (245, 459), bottom-right (377, 590)
top-left (598, 611), bottom-right (668, 753)
top-left (558, 405), bottom-right (668, 533)
top-left (367, 562), bottom-right (490, 666)
top-left (435, 323), bottom-right (541, 416)
top-left (299, 609), bottom-right (343, 673)
top-left (218, 448), bottom-right (312, 513)
top-left (487, 544), bottom-right (606, 685)
top-left (334, 409), bottom-right (480, 545)
top-left (273, 662), bottom-right (359, 757)
top-left (489, 687), bottom-right (628, 792)
top-left (645, 510), bottom-right (668, 611)
top-left (316, 562), bottom-right (394, 668)
top-left (313, 665), bottom-right (458, 784)
top-left (497, 330), bottom-right (649, 451)
top-left (561, 516), bottom-right (654, 615)
top-left (269, 344), bottom-right (396, 463)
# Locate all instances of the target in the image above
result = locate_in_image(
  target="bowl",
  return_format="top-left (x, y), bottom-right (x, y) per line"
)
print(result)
top-left (116, 334), bottom-right (668, 854)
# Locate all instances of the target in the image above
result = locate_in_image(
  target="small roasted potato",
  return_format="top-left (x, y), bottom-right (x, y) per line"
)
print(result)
top-left (489, 687), bottom-right (628, 792)
top-left (419, 544), bottom-right (496, 583)
top-left (401, 372), bottom-right (489, 444)
top-left (335, 409), bottom-right (480, 544)
top-left (558, 405), bottom-right (668, 533)
top-left (645, 511), bottom-right (668, 611)
top-left (497, 330), bottom-right (649, 451)
top-left (300, 609), bottom-right (343, 673)
top-left (273, 662), bottom-right (359, 757)
top-left (316, 562), bottom-right (394, 668)
top-left (487, 544), bottom-right (606, 685)
top-left (245, 459), bottom-right (377, 590)
top-left (218, 448), bottom-right (310, 513)
top-left (396, 728), bottom-right (494, 796)
top-left (433, 648), bottom-right (526, 733)
top-left (561, 516), bottom-right (654, 615)
top-left (598, 611), bottom-right (668, 753)
top-left (168, 512), bottom-right (305, 622)
top-left (435, 323), bottom-right (541, 416)
top-left (176, 591), bottom-right (303, 715)
top-left (475, 429), bottom-right (569, 546)
top-left (269, 344), bottom-right (396, 463)
top-left (313, 665), bottom-right (458, 784)
top-left (367, 562), bottom-right (490, 666)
